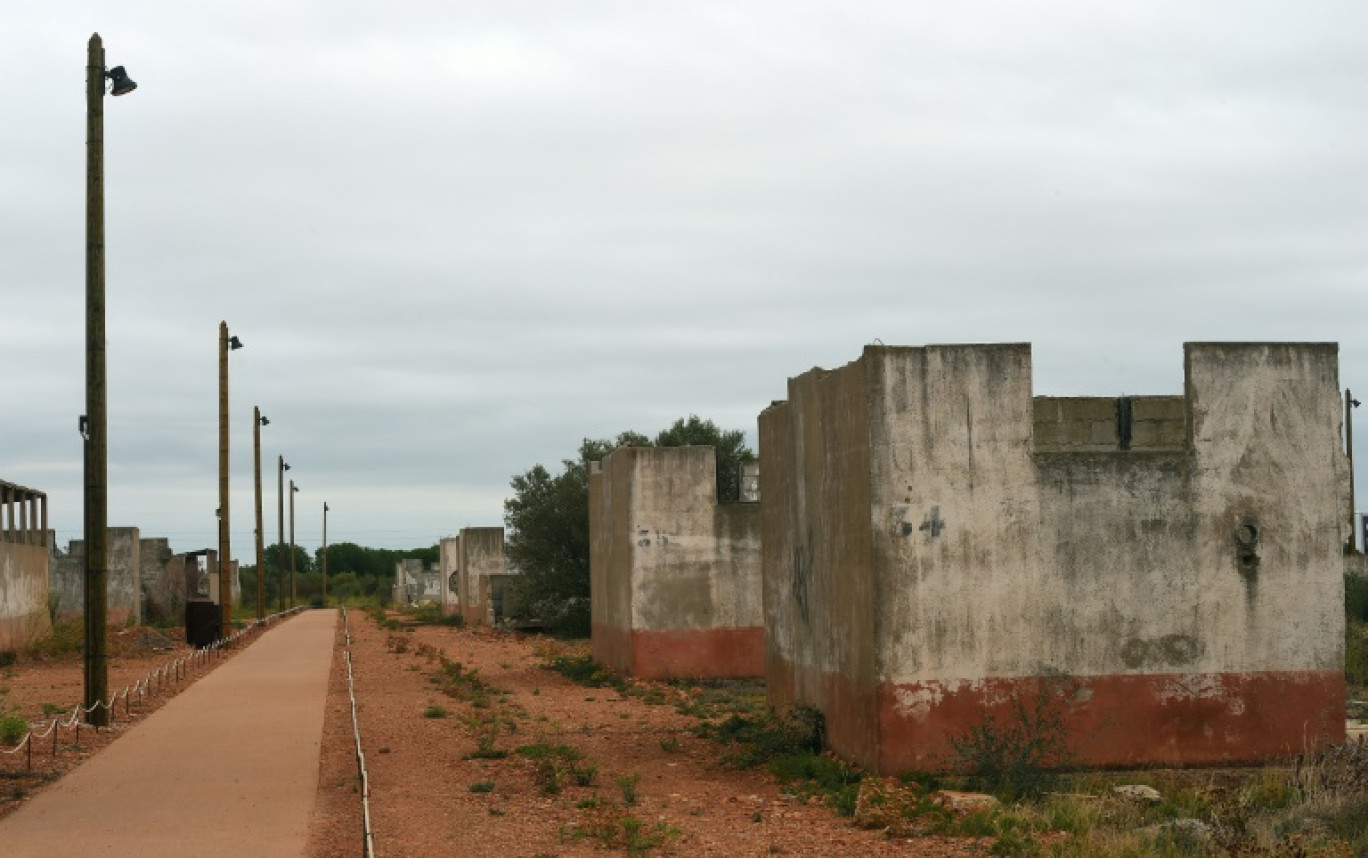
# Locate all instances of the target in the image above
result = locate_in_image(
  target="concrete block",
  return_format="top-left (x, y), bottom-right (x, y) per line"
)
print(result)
top-left (763, 342), bottom-right (1346, 772)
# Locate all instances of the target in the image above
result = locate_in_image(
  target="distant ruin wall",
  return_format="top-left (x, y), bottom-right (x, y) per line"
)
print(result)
top-left (763, 342), bottom-right (1346, 773)
top-left (591, 446), bottom-right (763, 680)
top-left (0, 481), bottom-right (51, 651)
top-left (458, 528), bottom-right (506, 625)
top-left (52, 527), bottom-right (143, 625)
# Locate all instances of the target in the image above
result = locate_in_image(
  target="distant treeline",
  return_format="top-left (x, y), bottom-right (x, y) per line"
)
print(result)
top-left (239, 541), bottom-right (438, 608)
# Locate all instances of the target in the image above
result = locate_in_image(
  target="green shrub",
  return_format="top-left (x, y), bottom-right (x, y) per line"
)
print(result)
top-left (1347, 573), bottom-right (1368, 623)
top-left (949, 688), bottom-right (1073, 800)
top-left (616, 773), bottom-right (641, 804)
top-left (0, 714), bottom-right (28, 745)
top-left (423, 704), bottom-right (449, 719)
top-left (1346, 621), bottom-right (1368, 686)
top-left (468, 781), bottom-right (495, 793)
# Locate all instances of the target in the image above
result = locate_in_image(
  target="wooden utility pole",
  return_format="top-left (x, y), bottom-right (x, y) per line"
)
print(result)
top-left (218, 322), bottom-right (232, 635)
top-left (84, 33), bottom-right (110, 726)
top-left (278, 456), bottom-right (287, 610)
top-left (289, 480), bottom-right (298, 607)
top-left (254, 407), bottom-right (265, 620)
top-left (1349, 389), bottom-right (1357, 554)
top-left (322, 503), bottom-right (329, 602)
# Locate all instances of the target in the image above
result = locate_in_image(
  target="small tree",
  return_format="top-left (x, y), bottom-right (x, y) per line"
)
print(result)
top-left (504, 420), bottom-right (753, 636)
top-left (654, 415), bottom-right (755, 503)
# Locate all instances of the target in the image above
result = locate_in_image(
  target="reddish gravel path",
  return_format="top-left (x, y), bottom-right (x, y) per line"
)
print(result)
top-left (0, 610), bottom-right (336, 858)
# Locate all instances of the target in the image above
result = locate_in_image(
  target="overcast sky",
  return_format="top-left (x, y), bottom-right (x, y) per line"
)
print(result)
top-left (3, 2), bottom-right (1366, 556)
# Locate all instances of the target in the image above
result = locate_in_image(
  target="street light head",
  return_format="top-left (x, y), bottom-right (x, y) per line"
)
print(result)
top-left (1354, 398), bottom-right (1362, 409)
top-left (325, 503), bottom-right (330, 513)
top-left (106, 66), bottom-right (137, 96)
top-left (228, 335), bottom-right (244, 350)
top-left (260, 415), bottom-right (270, 426)
top-left (293, 485), bottom-right (300, 493)
top-left (283, 462), bottom-right (291, 471)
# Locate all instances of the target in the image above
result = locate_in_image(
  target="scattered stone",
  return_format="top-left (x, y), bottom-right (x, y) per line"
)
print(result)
top-left (932, 790), bottom-right (999, 812)
top-left (1113, 784), bottom-right (1162, 803)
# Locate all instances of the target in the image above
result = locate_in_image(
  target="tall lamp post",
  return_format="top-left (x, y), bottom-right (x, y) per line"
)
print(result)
top-left (84, 33), bottom-right (136, 727)
top-left (289, 480), bottom-right (299, 607)
top-left (253, 408), bottom-right (268, 619)
top-left (1349, 390), bottom-right (1360, 553)
top-left (218, 322), bottom-right (242, 637)
top-left (322, 502), bottom-right (330, 603)
top-left (278, 456), bottom-right (290, 610)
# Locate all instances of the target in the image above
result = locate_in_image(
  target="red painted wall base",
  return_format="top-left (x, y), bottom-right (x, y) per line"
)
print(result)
top-left (770, 656), bottom-right (1346, 772)
top-left (593, 623), bottom-right (765, 680)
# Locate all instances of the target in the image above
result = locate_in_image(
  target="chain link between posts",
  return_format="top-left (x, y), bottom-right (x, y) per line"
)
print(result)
top-left (0, 606), bottom-right (307, 771)
top-left (341, 609), bottom-right (376, 858)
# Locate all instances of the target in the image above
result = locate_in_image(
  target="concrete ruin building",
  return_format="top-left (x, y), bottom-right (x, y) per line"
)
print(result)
top-left (761, 342), bottom-right (1346, 772)
top-left (439, 527), bottom-right (513, 625)
top-left (393, 558), bottom-right (440, 606)
top-left (0, 480), bottom-right (52, 652)
top-left (51, 527), bottom-right (144, 625)
top-left (590, 446), bottom-right (763, 680)
top-left (51, 530), bottom-right (236, 625)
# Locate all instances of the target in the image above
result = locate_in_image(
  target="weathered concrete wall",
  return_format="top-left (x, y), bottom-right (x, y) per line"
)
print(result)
top-left (591, 446), bottom-right (764, 680)
top-left (139, 538), bottom-right (179, 623)
top-left (52, 527), bottom-right (143, 624)
top-left (457, 528), bottom-right (507, 625)
top-left (393, 558), bottom-right (439, 606)
top-left (439, 536), bottom-right (460, 613)
top-left (0, 481), bottom-right (51, 651)
top-left (763, 342), bottom-right (1347, 772)
top-left (0, 542), bottom-right (50, 651)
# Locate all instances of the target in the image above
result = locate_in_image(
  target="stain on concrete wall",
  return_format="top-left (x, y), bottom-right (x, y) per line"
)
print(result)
top-left (763, 342), bottom-right (1346, 772)
top-left (591, 446), bottom-right (764, 680)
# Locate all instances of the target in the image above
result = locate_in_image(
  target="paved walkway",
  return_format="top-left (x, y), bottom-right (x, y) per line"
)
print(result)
top-left (0, 609), bottom-right (338, 857)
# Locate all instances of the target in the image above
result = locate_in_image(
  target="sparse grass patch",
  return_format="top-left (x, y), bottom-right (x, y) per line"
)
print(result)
top-left (562, 804), bottom-right (680, 855)
top-left (422, 704), bottom-right (449, 719)
top-left (24, 618), bottom-right (83, 659)
top-left (433, 656), bottom-right (501, 707)
top-left (404, 602), bottom-right (463, 627)
top-left (469, 780), bottom-right (495, 793)
top-left (615, 773), bottom-right (640, 804)
top-left (516, 742), bottom-right (597, 794)
top-left (544, 654), bottom-right (627, 691)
